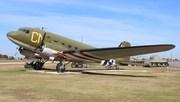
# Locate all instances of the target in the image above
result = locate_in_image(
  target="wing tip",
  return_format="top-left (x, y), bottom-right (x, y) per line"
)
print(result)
top-left (167, 44), bottom-right (175, 49)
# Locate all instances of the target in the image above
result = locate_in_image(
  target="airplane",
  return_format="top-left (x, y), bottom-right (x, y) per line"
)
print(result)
top-left (7, 27), bottom-right (175, 72)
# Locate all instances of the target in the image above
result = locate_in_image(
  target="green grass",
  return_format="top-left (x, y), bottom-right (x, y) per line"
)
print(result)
top-left (0, 64), bottom-right (180, 102)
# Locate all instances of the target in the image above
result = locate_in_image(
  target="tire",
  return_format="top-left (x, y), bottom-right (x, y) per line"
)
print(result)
top-left (56, 63), bottom-right (60, 73)
top-left (56, 63), bottom-right (65, 73)
top-left (34, 62), bottom-right (42, 70)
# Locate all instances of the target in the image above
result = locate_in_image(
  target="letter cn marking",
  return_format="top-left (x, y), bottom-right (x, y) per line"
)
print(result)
top-left (31, 32), bottom-right (42, 44)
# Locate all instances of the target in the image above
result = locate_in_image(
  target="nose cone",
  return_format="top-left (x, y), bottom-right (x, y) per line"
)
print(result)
top-left (7, 31), bottom-right (21, 44)
top-left (7, 31), bottom-right (16, 39)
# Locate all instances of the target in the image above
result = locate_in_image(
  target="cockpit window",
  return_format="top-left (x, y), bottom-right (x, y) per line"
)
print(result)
top-left (25, 30), bottom-right (30, 34)
top-left (18, 29), bottom-right (23, 32)
top-left (17, 29), bottom-right (30, 34)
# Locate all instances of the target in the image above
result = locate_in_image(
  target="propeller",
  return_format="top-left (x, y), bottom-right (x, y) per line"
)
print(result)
top-left (14, 47), bottom-right (23, 56)
top-left (34, 31), bottom-right (47, 52)
top-left (14, 47), bottom-right (19, 56)
top-left (39, 31), bottom-right (46, 51)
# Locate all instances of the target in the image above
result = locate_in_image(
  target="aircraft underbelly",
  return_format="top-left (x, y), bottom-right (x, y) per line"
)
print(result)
top-left (64, 54), bottom-right (99, 63)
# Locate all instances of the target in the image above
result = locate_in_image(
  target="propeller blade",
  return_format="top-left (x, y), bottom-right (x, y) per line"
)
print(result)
top-left (14, 47), bottom-right (22, 56)
top-left (14, 52), bottom-right (18, 56)
top-left (34, 31), bottom-right (46, 52)
top-left (40, 31), bottom-right (46, 47)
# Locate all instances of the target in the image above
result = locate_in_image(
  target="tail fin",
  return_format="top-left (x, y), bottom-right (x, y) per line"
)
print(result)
top-left (118, 41), bottom-right (131, 48)
top-left (116, 41), bottom-right (131, 66)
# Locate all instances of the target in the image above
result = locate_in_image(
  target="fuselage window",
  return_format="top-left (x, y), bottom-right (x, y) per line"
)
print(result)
top-left (25, 30), bottom-right (30, 34)
top-left (61, 43), bottom-right (65, 46)
top-left (75, 47), bottom-right (78, 50)
top-left (68, 45), bottom-right (72, 48)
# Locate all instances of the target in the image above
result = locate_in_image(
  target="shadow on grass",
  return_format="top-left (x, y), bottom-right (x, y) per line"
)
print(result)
top-left (20, 70), bottom-right (26, 71)
top-left (82, 71), bottom-right (156, 78)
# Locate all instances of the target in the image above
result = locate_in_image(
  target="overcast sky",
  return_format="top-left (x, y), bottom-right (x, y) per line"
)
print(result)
top-left (0, 0), bottom-right (179, 58)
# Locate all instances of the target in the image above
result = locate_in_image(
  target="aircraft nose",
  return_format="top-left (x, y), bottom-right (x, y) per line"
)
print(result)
top-left (7, 31), bottom-right (17, 39)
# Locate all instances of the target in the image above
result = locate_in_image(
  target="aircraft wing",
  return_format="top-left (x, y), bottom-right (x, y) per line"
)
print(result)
top-left (63, 44), bottom-right (175, 62)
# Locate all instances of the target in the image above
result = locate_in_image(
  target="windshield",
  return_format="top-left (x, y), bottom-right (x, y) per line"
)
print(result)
top-left (17, 29), bottom-right (30, 34)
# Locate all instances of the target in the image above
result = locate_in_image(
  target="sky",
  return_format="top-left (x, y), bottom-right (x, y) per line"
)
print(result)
top-left (0, 0), bottom-right (179, 59)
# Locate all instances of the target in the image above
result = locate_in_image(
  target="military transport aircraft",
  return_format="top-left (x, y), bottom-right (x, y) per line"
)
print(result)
top-left (7, 27), bottom-right (175, 72)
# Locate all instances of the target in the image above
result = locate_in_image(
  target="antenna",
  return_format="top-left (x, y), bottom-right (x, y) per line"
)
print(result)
top-left (42, 27), bottom-right (47, 31)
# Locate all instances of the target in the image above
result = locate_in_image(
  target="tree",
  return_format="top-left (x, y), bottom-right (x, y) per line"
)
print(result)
top-left (2, 54), bottom-right (8, 58)
top-left (0, 54), bottom-right (2, 58)
top-left (9, 56), bottom-right (15, 60)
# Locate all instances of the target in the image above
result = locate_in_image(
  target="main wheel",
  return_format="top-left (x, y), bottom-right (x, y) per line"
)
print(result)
top-left (34, 62), bottom-right (42, 70)
top-left (56, 63), bottom-right (65, 73)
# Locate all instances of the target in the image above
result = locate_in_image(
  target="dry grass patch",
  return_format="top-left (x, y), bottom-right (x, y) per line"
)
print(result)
top-left (0, 64), bottom-right (180, 102)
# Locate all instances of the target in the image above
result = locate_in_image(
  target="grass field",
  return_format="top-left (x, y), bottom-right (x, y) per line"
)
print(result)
top-left (0, 63), bottom-right (180, 102)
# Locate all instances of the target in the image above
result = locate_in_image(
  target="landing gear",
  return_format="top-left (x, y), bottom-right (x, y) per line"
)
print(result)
top-left (56, 60), bottom-right (70, 73)
top-left (24, 61), bottom-right (35, 68)
top-left (56, 62), bottom-right (66, 73)
top-left (34, 61), bottom-right (44, 70)
top-left (24, 60), bottom-right (44, 70)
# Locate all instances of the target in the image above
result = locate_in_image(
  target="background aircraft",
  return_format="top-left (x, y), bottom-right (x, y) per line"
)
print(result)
top-left (7, 27), bottom-right (175, 72)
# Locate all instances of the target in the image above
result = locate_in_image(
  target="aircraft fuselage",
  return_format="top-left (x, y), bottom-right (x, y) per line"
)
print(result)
top-left (7, 27), bottom-right (95, 61)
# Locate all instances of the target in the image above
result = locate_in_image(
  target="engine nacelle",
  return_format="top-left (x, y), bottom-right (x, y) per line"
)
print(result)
top-left (20, 49), bottom-right (40, 59)
top-left (40, 42), bottom-right (65, 57)
top-left (100, 59), bottom-right (116, 66)
top-left (41, 47), bottom-right (58, 57)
